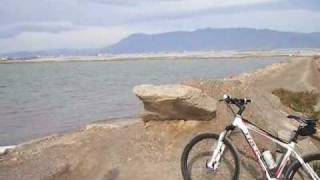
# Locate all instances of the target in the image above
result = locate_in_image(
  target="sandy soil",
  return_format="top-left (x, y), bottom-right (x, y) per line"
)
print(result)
top-left (0, 119), bottom-right (271, 180)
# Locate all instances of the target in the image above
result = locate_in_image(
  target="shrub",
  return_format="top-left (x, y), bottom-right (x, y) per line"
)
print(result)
top-left (272, 88), bottom-right (320, 119)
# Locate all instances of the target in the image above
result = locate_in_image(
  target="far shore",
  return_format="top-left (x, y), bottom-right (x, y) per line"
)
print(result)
top-left (1, 49), bottom-right (320, 64)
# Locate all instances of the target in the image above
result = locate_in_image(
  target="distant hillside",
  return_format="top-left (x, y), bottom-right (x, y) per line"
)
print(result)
top-left (104, 28), bottom-right (320, 53)
top-left (2, 28), bottom-right (320, 58)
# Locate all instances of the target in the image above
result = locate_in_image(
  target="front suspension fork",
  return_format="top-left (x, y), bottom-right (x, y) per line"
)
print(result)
top-left (207, 131), bottom-right (227, 170)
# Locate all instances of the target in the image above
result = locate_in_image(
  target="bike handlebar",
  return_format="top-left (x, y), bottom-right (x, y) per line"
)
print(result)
top-left (219, 94), bottom-right (252, 106)
top-left (219, 94), bottom-right (251, 115)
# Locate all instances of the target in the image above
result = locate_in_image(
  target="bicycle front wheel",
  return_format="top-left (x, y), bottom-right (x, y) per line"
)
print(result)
top-left (181, 133), bottom-right (240, 180)
top-left (284, 153), bottom-right (320, 180)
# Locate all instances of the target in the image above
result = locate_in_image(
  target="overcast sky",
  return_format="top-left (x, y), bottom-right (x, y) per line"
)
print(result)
top-left (0, 0), bottom-right (320, 53)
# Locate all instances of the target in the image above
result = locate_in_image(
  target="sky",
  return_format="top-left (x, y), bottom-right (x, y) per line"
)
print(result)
top-left (0, 0), bottom-right (320, 53)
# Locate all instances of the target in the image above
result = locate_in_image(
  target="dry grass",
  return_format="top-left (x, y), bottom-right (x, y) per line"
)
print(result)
top-left (272, 88), bottom-right (320, 119)
top-left (313, 162), bottom-right (320, 176)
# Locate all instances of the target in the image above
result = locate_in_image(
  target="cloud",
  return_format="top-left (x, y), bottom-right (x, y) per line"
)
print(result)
top-left (0, 0), bottom-right (280, 39)
top-left (0, 26), bottom-right (131, 53)
top-left (0, 0), bottom-right (320, 53)
top-left (0, 0), bottom-right (280, 27)
top-left (0, 22), bottom-right (78, 38)
top-left (284, 0), bottom-right (320, 11)
top-left (131, 8), bottom-right (320, 33)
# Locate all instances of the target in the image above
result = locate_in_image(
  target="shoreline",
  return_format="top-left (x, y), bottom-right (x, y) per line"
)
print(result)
top-left (0, 56), bottom-right (293, 148)
top-left (0, 55), bottom-right (288, 146)
top-left (0, 116), bottom-right (141, 148)
top-left (1, 49), bottom-right (319, 64)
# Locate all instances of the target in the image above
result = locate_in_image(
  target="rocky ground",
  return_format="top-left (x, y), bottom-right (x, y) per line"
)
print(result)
top-left (0, 56), bottom-right (320, 180)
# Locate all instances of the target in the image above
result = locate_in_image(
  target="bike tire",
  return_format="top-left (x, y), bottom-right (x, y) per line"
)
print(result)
top-left (284, 153), bottom-right (320, 180)
top-left (181, 133), bottom-right (240, 180)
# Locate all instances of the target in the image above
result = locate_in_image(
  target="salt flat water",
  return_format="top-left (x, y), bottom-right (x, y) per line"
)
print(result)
top-left (0, 57), bottom-right (285, 145)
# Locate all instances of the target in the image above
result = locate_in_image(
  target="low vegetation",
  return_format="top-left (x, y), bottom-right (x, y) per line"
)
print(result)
top-left (313, 163), bottom-right (320, 176)
top-left (272, 88), bottom-right (320, 119)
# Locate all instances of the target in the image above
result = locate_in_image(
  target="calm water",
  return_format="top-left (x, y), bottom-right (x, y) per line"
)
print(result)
top-left (0, 58), bottom-right (285, 145)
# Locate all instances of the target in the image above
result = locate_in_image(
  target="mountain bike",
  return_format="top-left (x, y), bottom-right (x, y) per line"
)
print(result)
top-left (181, 94), bottom-right (320, 180)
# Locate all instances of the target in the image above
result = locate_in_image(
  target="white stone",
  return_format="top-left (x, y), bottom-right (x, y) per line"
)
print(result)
top-left (0, 145), bottom-right (16, 155)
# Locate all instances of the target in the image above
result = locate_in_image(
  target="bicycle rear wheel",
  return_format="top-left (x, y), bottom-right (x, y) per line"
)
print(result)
top-left (284, 153), bottom-right (320, 180)
top-left (181, 133), bottom-right (240, 180)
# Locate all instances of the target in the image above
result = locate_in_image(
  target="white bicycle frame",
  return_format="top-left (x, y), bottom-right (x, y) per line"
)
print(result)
top-left (207, 114), bottom-right (320, 180)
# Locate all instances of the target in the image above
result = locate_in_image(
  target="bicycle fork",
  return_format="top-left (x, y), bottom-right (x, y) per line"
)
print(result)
top-left (206, 131), bottom-right (227, 170)
top-left (297, 156), bottom-right (320, 180)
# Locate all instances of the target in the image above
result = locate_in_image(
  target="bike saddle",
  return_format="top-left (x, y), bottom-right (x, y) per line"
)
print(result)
top-left (287, 115), bottom-right (318, 124)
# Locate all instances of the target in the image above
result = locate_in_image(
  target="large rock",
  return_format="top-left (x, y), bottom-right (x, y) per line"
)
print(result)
top-left (133, 84), bottom-right (217, 122)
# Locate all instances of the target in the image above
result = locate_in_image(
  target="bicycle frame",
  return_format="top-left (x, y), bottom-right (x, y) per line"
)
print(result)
top-left (207, 114), bottom-right (320, 180)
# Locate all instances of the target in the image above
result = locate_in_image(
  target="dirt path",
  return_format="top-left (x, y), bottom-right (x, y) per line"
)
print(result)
top-left (0, 118), bottom-right (268, 180)
top-left (237, 57), bottom-right (320, 92)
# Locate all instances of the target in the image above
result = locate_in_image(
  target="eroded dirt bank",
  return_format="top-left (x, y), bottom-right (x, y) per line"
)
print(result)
top-left (1, 57), bottom-right (320, 180)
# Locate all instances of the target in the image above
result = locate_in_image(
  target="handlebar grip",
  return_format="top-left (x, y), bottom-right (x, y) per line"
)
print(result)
top-left (223, 94), bottom-right (231, 100)
top-left (287, 115), bottom-right (301, 120)
top-left (220, 94), bottom-right (251, 104)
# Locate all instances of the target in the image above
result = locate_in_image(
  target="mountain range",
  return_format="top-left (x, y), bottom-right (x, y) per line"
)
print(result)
top-left (3, 28), bottom-right (320, 58)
